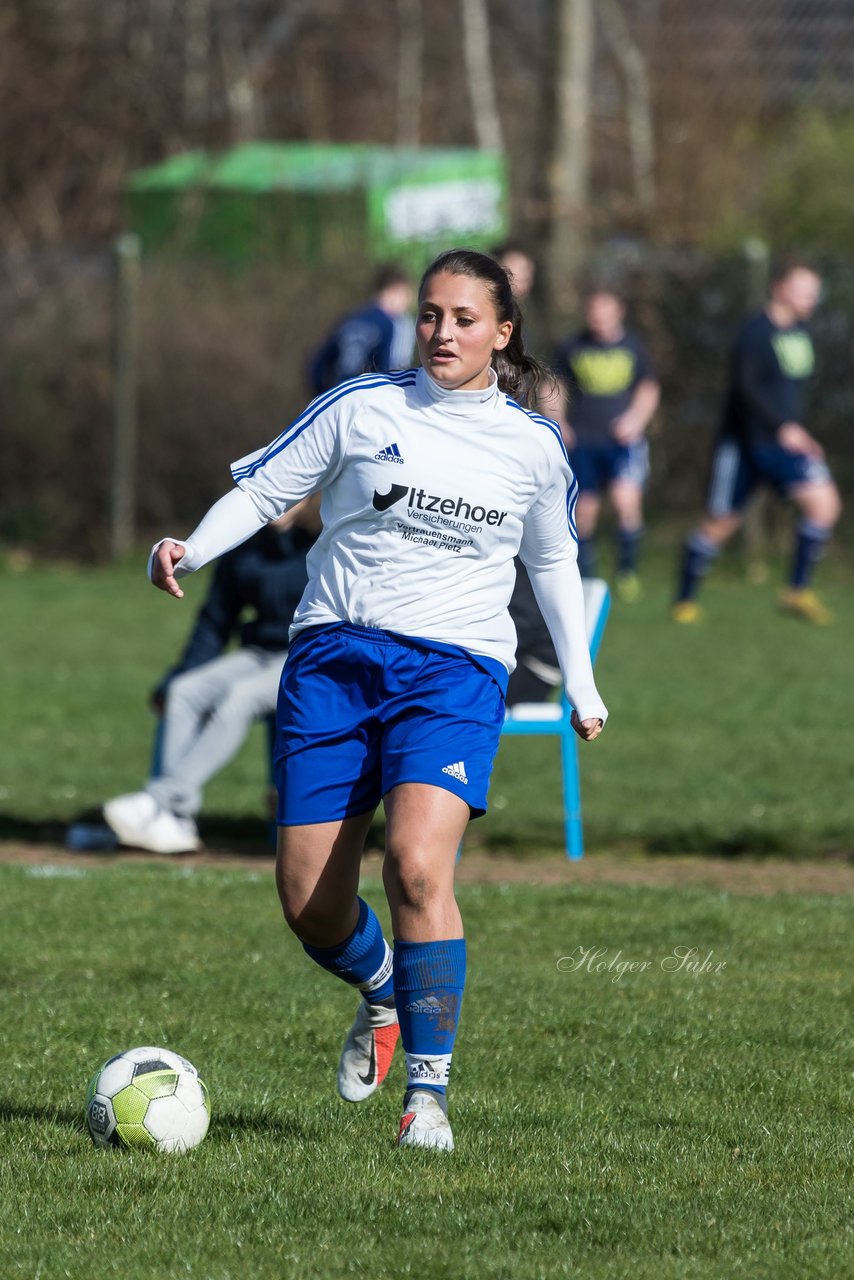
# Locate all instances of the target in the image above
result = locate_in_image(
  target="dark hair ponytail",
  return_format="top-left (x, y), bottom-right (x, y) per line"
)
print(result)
top-left (418, 248), bottom-right (553, 407)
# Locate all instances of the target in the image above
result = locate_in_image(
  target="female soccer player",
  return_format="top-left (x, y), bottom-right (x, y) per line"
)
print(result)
top-left (149, 249), bottom-right (607, 1152)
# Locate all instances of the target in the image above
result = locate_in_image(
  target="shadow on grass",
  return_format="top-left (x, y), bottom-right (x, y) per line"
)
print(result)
top-left (0, 814), bottom-right (70, 846)
top-left (642, 826), bottom-right (793, 857)
top-left (0, 811), bottom-right (387, 860)
top-left (4, 811), bottom-right (846, 862)
top-left (0, 810), bottom-right (275, 857)
top-left (212, 1110), bottom-right (319, 1141)
top-left (0, 1100), bottom-right (82, 1128)
top-left (475, 825), bottom-right (852, 859)
top-left (0, 1100), bottom-right (317, 1145)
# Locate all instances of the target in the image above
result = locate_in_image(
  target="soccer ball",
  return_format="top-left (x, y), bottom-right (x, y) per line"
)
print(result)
top-left (85, 1045), bottom-right (210, 1153)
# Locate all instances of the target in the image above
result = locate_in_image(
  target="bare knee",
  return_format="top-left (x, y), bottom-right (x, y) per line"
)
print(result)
top-left (277, 879), bottom-right (313, 935)
top-left (383, 852), bottom-right (438, 913)
top-left (610, 482), bottom-right (643, 528)
top-left (575, 494), bottom-right (600, 538)
top-left (796, 483), bottom-right (842, 527)
top-left (276, 858), bottom-right (357, 945)
top-left (278, 886), bottom-right (355, 946)
top-left (699, 512), bottom-right (742, 545)
top-left (276, 871), bottom-right (312, 934)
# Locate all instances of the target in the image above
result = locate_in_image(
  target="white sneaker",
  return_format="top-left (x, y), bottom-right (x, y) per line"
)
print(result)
top-left (103, 792), bottom-right (158, 842)
top-left (139, 808), bottom-right (200, 855)
top-left (397, 1089), bottom-right (454, 1151)
top-left (337, 997), bottom-right (400, 1102)
top-left (104, 792), bottom-right (199, 855)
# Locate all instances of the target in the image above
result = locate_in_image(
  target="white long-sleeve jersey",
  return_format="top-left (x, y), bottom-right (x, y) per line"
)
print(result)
top-left (165, 367), bottom-right (607, 723)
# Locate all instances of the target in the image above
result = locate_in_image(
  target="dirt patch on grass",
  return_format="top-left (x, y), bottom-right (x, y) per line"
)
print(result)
top-left (2, 839), bottom-right (853, 898)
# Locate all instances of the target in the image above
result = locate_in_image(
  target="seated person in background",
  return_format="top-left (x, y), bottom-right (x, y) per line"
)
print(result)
top-left (505, 565), bottom-right (563, 707)
top-left (308, 263), bottom-right (415, 395)
top-left (546, 284), bottom-right (660, 601)
top-left (104, 498), bottom-right (321, 855)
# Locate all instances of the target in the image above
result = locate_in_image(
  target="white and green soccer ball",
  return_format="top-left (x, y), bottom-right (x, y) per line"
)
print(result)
top-left (85, 1045), bottom-right (210, 1153)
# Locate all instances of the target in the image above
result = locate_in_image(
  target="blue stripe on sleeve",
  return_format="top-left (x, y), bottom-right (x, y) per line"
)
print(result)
top-left (505, 398), bottom-right (571, 466)
top-left (506, 396), bottom-right (578, 541)
top-left (566, 474), bottom-right (579, 542)
top-left (231, 370), bottom-right (418, 483)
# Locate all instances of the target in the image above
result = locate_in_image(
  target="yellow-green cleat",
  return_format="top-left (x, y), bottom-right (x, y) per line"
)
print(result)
top-left (615, 572), bottom-right (642, 604)
top-left (778, 587), bottom-right (834, 625)
top-left (672, 600), bottom-right (702, 624)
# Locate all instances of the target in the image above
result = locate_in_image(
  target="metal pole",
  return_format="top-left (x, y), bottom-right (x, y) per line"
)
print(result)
top-left (110, 233), bottom-right (141, 560)
top-left (741, 237), bottom-right (772, 581)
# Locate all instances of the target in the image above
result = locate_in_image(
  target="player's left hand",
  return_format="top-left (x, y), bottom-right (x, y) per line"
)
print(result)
top-left (571, 711), bottom-right (604, 742)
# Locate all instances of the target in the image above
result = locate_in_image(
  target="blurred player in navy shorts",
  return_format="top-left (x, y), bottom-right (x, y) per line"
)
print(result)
top-left (674, 258), bottom-right (842, 625)
top-left (548, 285), bottom-right (660, 601)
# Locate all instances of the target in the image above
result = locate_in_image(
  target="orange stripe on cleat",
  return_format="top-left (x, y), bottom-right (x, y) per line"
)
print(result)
top-left (374, 1023), bottom-right (400, 1086)
top-left (398, 1112), bottom-right (416, 1143)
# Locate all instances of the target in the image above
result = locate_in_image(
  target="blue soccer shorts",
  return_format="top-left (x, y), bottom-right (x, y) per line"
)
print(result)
top-left (707, 437), bottom-right (833, 517)
top-left (570, 440), bottom-right (649, 493)
top-left (274, 623), bottom-right (506, 826)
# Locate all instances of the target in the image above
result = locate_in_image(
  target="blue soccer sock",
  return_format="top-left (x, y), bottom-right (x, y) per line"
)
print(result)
top-left (676, 532), bottom-right (719, 603)
top-left (577, 536), bottom-right (597, 579)
top-left (617, 525), bottom-right (643, 574)
top-left (394, 938), bottom-right (466, 1100)
top-left (302, 898), bottom-right (394, 1004)
top-left (790, 521), bottom-right (831, 589)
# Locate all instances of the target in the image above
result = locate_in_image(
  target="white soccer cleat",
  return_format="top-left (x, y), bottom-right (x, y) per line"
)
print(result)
top-left (397, 1089), bottom-right (454, 1151)
top-left (337, 997), bottom-right (400, 1102)
top-left (104, 792), bottom-right (200, 855)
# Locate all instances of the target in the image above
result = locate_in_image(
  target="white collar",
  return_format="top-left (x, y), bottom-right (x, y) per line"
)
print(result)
top-left (417, 365), bottom-right (500, 415)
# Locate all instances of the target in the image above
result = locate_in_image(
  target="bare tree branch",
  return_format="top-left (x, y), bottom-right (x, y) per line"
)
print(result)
top-left (460, 0), bottom-right (503, 151)
top-left (546, 0), bottom-right (594, 324)
top-left (598, 0), bottom-right (656, 214)
top-left (184, 0), bottom-right (212, 135)
top-left (396, 0), bottom-right (423, 147)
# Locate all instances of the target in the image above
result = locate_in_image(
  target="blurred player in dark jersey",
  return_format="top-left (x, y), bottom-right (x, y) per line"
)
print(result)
top-left (309, 263), bottom-right (415, 395)
top-left (491, 242), bottom-right (562, 704)
top-left (674, 259), bottom-right (842, 625)
top-left (548, 285), bottom-right (660, 602)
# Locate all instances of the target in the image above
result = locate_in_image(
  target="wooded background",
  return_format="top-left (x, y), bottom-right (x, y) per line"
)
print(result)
top-left (2, 0), bottom-right (853, 554)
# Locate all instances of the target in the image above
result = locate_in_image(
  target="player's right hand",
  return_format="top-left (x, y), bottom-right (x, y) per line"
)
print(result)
top-left (777, 422), bottom-right (824, 460)
top-left (571, 710), bottom-right (604, 742)
top-left (151, 541), bottom-right (187, 598)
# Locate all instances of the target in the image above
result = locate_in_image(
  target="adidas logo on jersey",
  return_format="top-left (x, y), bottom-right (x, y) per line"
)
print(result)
top-left (374, 442), bottom-right (404, 464)
top-left (441, 761), bottom-right (468, 784)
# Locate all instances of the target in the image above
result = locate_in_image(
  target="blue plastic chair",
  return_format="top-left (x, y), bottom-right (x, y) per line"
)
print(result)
top-left (500, 578), bottom-right (611, 860)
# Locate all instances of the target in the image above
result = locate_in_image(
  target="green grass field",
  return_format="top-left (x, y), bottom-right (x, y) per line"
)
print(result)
top-left (1, 547), bottom-right (852, 856)
top-left (2, 549), bottom-right (852, 1276)
top-left (1, 862), bottom-right (852, 1279)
